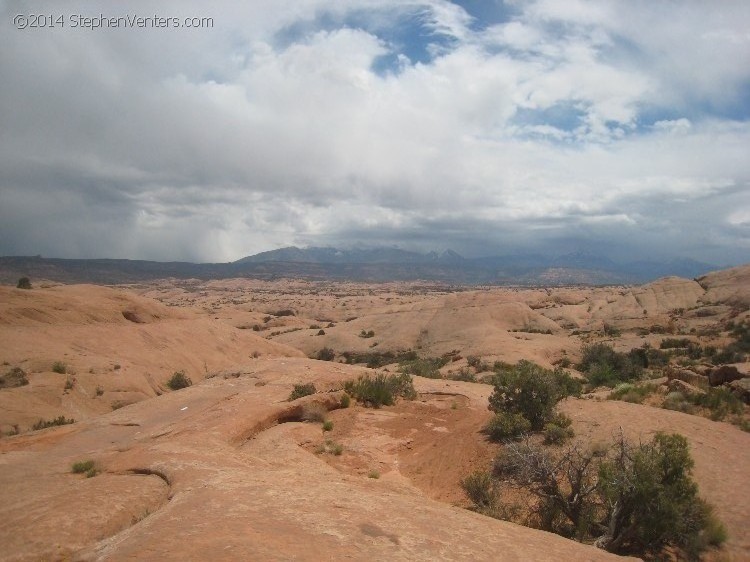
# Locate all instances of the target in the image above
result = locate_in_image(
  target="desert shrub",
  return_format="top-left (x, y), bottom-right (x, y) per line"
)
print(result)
top-left (316, 439), bottom-right (343, 455)
top-left (554, 356), bottom-right (572, 368)
top-left (32, 416), bottom-right (75, 430)
top-left (368, 470), bottom-right (380, 479)
top-left (450, 368), bottom-right (477, 383)
top-left (461, 470), bottom-right (498, 512)
top-left (16, 277), bottom-right (31, 289)
top-left (579, 343), bottom-right (643, 387)
top-left (603, 323), bottom-right (621, 337)
top-left (343, 372), bottom-right (416, 408)
top-left (322, 420), bottom-right (334, 432)
top-left (252, 324), bottom-right (261, 331)
top-left (487, 432), bottom-right (723, 557)
top-left (662, 391), bottom-right (695, 414)
top-left (543, 423), bottom-right (574, 445)
top-left (660, 338), bottom-right (692, 349)
top-left (288, 382), bottom-right (316, 401)
top-left (317, 329), bottom-right (325, 336)
top-left (485, 412), bottom-right (531, 441)
top-left (316, 347), bottom-right (335, 361)
top-left (597, 433), bottom-right (718, 556)
top-left (340, 393), bottom-right (351, 408)
top-left (359, 329), bottom-right (375, 338)
top-left (0, 367), bottom-right (29, 389)
top-left (692, 387), bottom-right (743, 421)
top-left (52, 361), bottom-right (67, 374)
top-left (488, 361), bottom-right (577, 431)
top-left (166, 370), bottom-right (192, 390)
top-left (300, 403), bottom-right (327, 422)
top-left (273, 309), bottom-right (295, 317)
top-left (71, 459), bottom-right (98, 477)
top-left (608, 383), bottom-right (658, 404)
top-left (64, 377), bottom-right (74, 391)
top-left (398, 356), bottom-right (448, 379)
top-left (513, 327), bottom-right (553, 335)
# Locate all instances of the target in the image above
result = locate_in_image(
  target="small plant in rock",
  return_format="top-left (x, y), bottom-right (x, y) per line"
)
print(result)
top-left (316, 439), bottom-right (343, 456)
top-left (461, 470), bottom-right (498, 513)
top-left (300, 403), bottom-right (327, 422)
top-left (0, 367), bottom-right (29, 389)
top-left (316, 347), bottom-right (335, 361)
top-left (368, 470), bottom-right (380, 479)
top-left (71, 459), bottom-right (98, 477)
top-left (32, 416), bottom-right (75, 430)
top-left (288, 382), bottom-right (316, 401)
top-left (322, 420), bottom-right (334, 432)
top-left (52, 361), bottom-right (67, 374)
top-left (340, 393), bottom-right (351, 408)
top-left (166, 370), bottom-right (192, 390)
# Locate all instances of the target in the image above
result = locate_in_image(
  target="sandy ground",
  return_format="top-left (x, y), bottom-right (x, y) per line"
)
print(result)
top-left (1, 264), bottom-right (748, 560)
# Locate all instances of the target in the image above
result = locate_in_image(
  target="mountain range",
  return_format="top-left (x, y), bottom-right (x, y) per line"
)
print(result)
top-left (0, 247), bottom-right (721, 286)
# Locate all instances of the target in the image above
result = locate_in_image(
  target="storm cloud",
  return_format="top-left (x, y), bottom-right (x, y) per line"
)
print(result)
top-left (1, 0), bottom-right (749, 264)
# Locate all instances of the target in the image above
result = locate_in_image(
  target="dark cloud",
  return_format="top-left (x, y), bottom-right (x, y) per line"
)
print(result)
top-left (0, 0), bottom-right (748, 265)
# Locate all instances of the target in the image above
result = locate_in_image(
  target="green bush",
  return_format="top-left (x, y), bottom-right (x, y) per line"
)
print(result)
top-left (16, 277), bottom-right (31, 289)
top-left (166, 370), bottom-right (192, 390)
top-left (485, 412), bottom-right (531, 441)
top-left (578, 343), bottom-right (643, 387)
top-left (597, 433), bottom-right (719, 556)
top-left (288, 382), bottom-right (316, 401)
top-left (322, 420), bottom-right (334, 432)
top-left (484, 432), bottom-right (724, 558)
top-left (343, 372), bottom-right (416, 408)
top-left (488, 361), bottom-right (577, 431)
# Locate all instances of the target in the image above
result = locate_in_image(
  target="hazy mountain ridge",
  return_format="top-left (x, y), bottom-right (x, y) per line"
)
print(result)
top-left (0, 248), bottom-right (720, 286)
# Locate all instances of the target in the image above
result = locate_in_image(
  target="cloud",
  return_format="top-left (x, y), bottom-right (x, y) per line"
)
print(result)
top-left (0, 0), bottom-right (748, 265)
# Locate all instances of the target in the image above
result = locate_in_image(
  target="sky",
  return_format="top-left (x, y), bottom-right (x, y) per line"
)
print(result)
top-left (1, 0), bottom-right (749, 265)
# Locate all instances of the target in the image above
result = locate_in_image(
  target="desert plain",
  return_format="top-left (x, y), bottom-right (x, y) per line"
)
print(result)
top-left (1, 264), bottom-right (749, 561)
